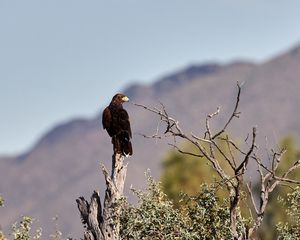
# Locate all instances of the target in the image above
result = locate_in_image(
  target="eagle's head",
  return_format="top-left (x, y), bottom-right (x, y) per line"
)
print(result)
top-left (111, 93), bottom-right (129, 104)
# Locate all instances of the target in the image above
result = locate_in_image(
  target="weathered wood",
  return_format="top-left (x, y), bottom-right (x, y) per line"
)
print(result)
top-left (77, 153), bottom-right (127, 240)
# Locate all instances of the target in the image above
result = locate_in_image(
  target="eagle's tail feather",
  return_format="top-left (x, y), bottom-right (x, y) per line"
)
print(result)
top-left (114, 131), bottom-right (133, 156)
top-left (122, 141), bottom-right (132, 157)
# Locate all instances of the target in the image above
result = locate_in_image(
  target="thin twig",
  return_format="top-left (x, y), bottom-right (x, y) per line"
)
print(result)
top-left (212, 82), bottom-right (241, 139)
top-left (235, 127), bottom-right (256, 173)
top-left (246, 183), bottom-right (258, 214)
top-left (168, 143), bottom-right (204, 158)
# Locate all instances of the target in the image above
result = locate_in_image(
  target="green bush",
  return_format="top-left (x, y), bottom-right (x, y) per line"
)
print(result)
top-left (120, 174), bottom-right (244, 239)
top-left (11, 216), bottom-right (42, 240)
top-left (277, 187), bottom-right (300, 239)
top-left (0, 196), bottom-right (5, 240)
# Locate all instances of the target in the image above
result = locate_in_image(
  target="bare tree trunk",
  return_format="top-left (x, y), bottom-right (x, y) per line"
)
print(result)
top-left (76, 153), bottom-right (127, 240)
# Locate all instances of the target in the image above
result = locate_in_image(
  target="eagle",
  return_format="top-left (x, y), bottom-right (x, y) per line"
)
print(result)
top-left (102, 93), bottom-right (133, 156)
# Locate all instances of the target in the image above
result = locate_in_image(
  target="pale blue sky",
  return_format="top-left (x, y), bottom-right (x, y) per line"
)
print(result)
top-left (1, 0), bottom-right (300, 154)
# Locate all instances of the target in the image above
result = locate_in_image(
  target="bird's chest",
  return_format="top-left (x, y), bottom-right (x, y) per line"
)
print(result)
top-left (109, 107), bottom-right (124, 124)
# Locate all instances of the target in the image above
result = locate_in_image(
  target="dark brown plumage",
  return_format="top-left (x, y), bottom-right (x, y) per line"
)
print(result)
top-left (102, 93), bottom-right (133, 156)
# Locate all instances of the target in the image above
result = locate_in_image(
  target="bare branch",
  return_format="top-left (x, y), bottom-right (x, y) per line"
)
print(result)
top-left (134, 103), bottom-right (162, 116)
top-left (214, 172), bottom-right (243, 189)
top-left (212, 82), bottom-right (241, 139)
top-left (218, 136), bottom-right (247, 156)
top-left (274, 176), bottom-right (300, 185)
top-left (211, 140), bottom-right (236, 171)
top-left (282, 159), bottom-right (300, 178)
top-left (235, 127), bottom-right (256, 174)
top-left (208, 106), bottom-right (221, 118)
top-left (168, 143), bottom-right (204, 158)
top-left (246, 183), bottom-right (258, 215)
top-left (223, 135), bottom-right (237, 167)
top-left (137, 132), bottom-right (162, 139)
top-left (191, 132), bottom-right (212, 143)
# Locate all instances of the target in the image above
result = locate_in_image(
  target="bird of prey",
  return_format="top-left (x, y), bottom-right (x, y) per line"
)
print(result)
top-left (102, 93), bottom-right (133, 156)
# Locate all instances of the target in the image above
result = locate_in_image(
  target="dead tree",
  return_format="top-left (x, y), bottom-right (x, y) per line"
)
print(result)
top-left (135, 83), bottom-right (300, 240)
top-left (76, 153), bottom-right (127, 240)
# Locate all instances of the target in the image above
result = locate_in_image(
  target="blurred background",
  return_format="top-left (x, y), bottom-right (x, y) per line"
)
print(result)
top-left (1, 0), bottom-right (300, 239)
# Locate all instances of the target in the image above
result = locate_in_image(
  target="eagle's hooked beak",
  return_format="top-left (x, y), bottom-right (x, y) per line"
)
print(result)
top-left (122, 96), bottom-right (129, 102)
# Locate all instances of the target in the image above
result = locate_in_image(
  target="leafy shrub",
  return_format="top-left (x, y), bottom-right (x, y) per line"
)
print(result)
top-left (0, 196), bottom-right (5, 240)
top-left (277, 187), bottom-right (300, 239)
top-left (11, 216), bottom-right (42, 240)
top-left (120, 174), bottom-right (244, 239)
top-left (120, 175), bottom-right (194, 239)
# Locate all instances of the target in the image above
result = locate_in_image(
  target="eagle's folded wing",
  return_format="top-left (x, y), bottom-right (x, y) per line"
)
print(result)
top-left (119, 109), bottom-right (132, 138)
top-left (102, 107), bottom-right (111, 130)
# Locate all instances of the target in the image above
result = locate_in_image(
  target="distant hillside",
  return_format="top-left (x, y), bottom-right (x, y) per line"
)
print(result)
top-left (1, 43), bottom-right (300, 238)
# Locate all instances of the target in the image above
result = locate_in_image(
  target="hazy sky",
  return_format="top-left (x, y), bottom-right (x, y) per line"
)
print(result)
top-left (1, 0), bottom-right (300, 154)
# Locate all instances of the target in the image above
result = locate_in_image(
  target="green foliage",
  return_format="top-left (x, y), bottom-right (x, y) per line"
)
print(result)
top-left (161, 140), bottom-right (232, 207)
top-left (120, 175), bottom-right (194, 239)
top-left (0, 197), bottom-right (69, 240)
top-left (160, 136), bottom-right (300, 239)
top-left (180, 185), bottom-right (234, 239)
top-left (0, 232), bottom-right (6, 240)
top-left (0, 233), bottom-right (5, 240)
top-left (120, 174), bottom-right (239, 239)
top-left (278, 136), bottom-right (300, 176)
top-left (0, 196), bottom-right (5, 240)
top-left (277, 187), bottom-right (300, 239)
top-left (0, 197), bottom-right (3, 207)
top-left (11, 216), bottom-right (42, 240)
top-left (259, 136), bottom-right (300, 239)
top-left (161, 145), bottom-right (213, 206)
top-left (160, 140), bottom-right (255, 220)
